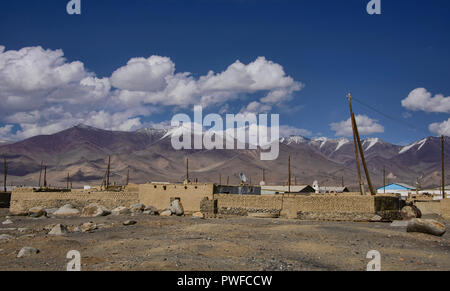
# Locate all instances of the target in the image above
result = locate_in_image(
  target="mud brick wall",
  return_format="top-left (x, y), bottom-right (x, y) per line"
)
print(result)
top-left (139, 183), bottom-right (214, 213)
top-left (441, 199), bottom-right (450, 220)
top-left (9, 189), bottom-right (139, 214)
top-left (415, 201), bottom-right (442, 215)
top-left (214, 193), bottom-right (400, 220)
top-left (0, 192), bottom-right (11, 208)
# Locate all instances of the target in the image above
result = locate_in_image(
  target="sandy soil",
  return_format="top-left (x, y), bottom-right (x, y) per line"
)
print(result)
top-left (0, 208), bottom-right (449, 271)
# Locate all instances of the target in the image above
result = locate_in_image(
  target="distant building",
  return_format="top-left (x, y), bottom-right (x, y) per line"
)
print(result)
top-left (261, 185), bottom-right (315, 195)
top-left (377, 183), bottom-right (416, 197)
top-left (312, 181), bottom-right (349, 194)
top-left (418, 185), bottom-right (450, 200)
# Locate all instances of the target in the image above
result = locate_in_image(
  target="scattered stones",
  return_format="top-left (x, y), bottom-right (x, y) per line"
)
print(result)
top-left (28, 207), bottom-right (47, 218)
top-left (81, 222), bottom-right (97, 233)
top-left (112, 206), bottom-right (130, 216)
top-left (168, 199), bottom-right (184, 216)
top-left (81, 203), bottom-right (110, 217)
top-left (192, 212), bottom-right (205, 219)
top-left (370, 215), bottom-right (383, 222)
top-left (53, 204), bottom-right (80, 217)
top-left (67, 225), bottom-right (81, 232)
top-left (143, 205), bottom-right (158, 215)
top-left (130, 203), bottom-right (145, 213)
top-left (48, 224), bottom-right (68, 236)
top-left (401, 205), bottom-right (422, 220)
top-left (123, 220), bottom-right (137, 226)
top-left (2, 219), bottom-right (13, 225)
top-left (18, 228), bottom-right (29, 233)
top-left (160, 210), bottom-right (172, 217)
top-left (407, 219), bottom-right (446, 236)
top-left (0, 234), bottom-right (14, 240)
top-left (17, 247), bottom-right (39, 258)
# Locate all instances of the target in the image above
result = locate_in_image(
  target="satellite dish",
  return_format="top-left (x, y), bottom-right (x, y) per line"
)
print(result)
top-left (239, 172), bottom-right (247, 184)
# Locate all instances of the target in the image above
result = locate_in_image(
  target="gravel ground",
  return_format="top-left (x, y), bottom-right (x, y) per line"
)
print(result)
top-left (0, 208), bottom-right (449, 271)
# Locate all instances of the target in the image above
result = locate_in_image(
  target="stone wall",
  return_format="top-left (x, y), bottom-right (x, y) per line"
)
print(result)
top-left (9, 189), bottom-right (139, 215)
top-left (139, 183), bottom-right (215, 213)
top-left (441, 199), bottom-right (450, 220)
top-left (414, 200), bottom-right (442, 215)
top-left (213, 193), bottom-right (400, 221)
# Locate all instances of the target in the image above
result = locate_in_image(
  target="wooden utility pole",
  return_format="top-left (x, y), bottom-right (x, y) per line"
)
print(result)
top-left (186, 158), bottom-right (189, 182)
top-left (348, 93), bottom-right (375, 195)
top-left (288, 156), bottom-right (291, 193)
top-left (348, 94), bottom-right (364, 195)
top-left (67, 172), bottom-right (70, 189)
top-left (219, 173), bottom-right (222, 185)
top-left (38, 161), bottom-right (43, 188)
top-left (227, 176), bottom-right (229, 186)
top-left (342, 176), bottom-right (344, 187)
top-left (442, 135), bottom-right (446, 199)
top-left (106, 156), bottom-right (111, 188)
top-left (43, 166), bottom-right (47, 188)
top-left (126, 168), bottom-right (130, 186)
top-left (3, 157), bottom-right (7, 192)
top-left (262, 169), bottom-right (266, 184)
top-left (383, 166), bottom-right (386, 194)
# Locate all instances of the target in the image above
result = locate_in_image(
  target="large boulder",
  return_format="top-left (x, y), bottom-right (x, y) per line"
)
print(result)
top-left (48, 224), bottom-right (68, 236)
top-left (407, 218), bottom-right (446, 236)
top-left (81, 203), bottom-right (110, 217)
top-left (111, 206), bottom-right (130, 216)
top-left (54, 204), bottom-right (80, 217)
top-left (401, 205), bottom-right (421, 220)
top-left (28, 207), bottom-right (47, 218)
top-left (168, 200), bottom-right (184, 216)
top-left (17, 247), bottom-right (39, 258)
top-left (130, 203), bottom-right (145, 213)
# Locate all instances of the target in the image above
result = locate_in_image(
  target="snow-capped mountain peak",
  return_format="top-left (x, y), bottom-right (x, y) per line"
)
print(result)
top-left (399, 138), bottom-right (428, 154)
top-left (363, 137), bottom-right (380, 151)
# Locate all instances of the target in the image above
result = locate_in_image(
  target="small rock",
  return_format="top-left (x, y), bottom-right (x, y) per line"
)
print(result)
top-left (168, 199), bottom-right (184, 216)
top-left (18, 228), bottom-right (28, 233)
top-left (81, 222), bottom-right (97, 233)
top-left (123, 220), bottom-right (137, 226)
top-left (45, 208), bottom-right (58, 215)
top-left (143, 205), bottom-right (158, 215)
top-left (130, 203), bottom-right (145, 213)
top-left (370, 215), bottom-right (383, 222)
top-left (81, 203), bottom-right (110, 217)
top-left (0, 234), bottom-right (14, 240)
top-left (407, 218), bottom-right (446, 236)
top-left (28, 207), bottom-right (47, 218)
top-left (67, 225), bottom-right (81, 232)
top-left (54, 204), bottom-right (80, 217)
top-left (48, 224), bottom-right (68, 236)
top-left (2, 219), bottom-right (13, 225)
top-left (17, 247), bottom-right (39, 258)
top-left (111, 206), bottom-right (130, 216)
top-left (160, 210), bottom-right (172, 217)
top-left (192, 212), bottom-right (204, 219)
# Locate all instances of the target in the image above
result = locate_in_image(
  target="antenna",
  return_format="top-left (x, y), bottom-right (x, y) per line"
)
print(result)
top-left (126, 168), bottom-right (130, 186)
top-left (288, 156), bottom-right (291, 193)
top-left (67, 172), bottom-right (70, 189)
top-left (106, 156), bottom-right (111, 188)
top-left (43, 166), bottom-right (47, 188)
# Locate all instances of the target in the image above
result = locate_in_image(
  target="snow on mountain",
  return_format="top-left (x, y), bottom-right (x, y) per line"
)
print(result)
top-left (399, 138), bottom-right (428, 154)
top-left (335, 138), bottom-right (350, 151)
top-left (363, 138), bottom-right (380, 151)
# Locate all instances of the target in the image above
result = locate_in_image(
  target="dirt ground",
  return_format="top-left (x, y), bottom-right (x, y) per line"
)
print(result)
top-left (0, 208), bottom-right (449, 271)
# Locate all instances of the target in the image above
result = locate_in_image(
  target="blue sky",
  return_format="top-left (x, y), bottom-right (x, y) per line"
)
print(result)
top-left (0, 0), bottom-right (449, 145)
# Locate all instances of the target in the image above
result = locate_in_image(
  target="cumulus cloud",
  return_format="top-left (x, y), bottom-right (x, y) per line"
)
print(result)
top-left (429, 118), bottom-right (450, 136)
top-left (401, 88), bottom-right (450, 113)
top-left (0, 45), bottom-right (303, 141)
top-left (330, 115), bottom-right (384, 137)
top-left (279, 125), bottom-right (312, 137)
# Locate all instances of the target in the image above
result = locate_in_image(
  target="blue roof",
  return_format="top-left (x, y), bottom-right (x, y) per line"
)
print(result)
top-left (377, 183), bottom-right (416, 191)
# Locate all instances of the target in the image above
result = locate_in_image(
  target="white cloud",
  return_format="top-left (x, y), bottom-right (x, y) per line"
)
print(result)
top-left (429, 118), bottom-right (450, 136)
top-left (330, 115), bottom-right (384, 137)
top-left (0, 45), bottom-right (304, 141)
top-left (279, 125), bottom-right (312, 137)
top-left (401, 88), bottom-right (450, 113)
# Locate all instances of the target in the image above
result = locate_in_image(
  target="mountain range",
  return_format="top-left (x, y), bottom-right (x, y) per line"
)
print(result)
top-left (0, 124), bottom-right (448, 191)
